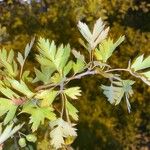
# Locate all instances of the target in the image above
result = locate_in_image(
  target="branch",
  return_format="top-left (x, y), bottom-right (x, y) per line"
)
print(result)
top-left (35, 70), bottom-right (98, 91)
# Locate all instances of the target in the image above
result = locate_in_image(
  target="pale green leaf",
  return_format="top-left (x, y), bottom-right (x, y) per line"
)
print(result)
top-left (73, 59), bottom-right (86, 74)
top-left (66, 100), bottom-right (78, 121)
top-left (22, 102), bottom-right (56, 131)
top-left (63, 60), bottom-right (73, 76)
top-left (101, 84), bottom-right (124, 105)
top-left (101, 79), bottom-right (134, 112)
top-left (8, 79), bottom-right (34, 98)
top-left (72, 49), bottom-right (85, 62)
top-left (0, 49), bottom-right (17, 77)
top-left (0, 123), bottom-right (23, 145)
top-left (17, 52), bottom-right (24, 66)
top-left (77, 18), bottom-right (109, 50)
top-left (0, 98), bottom-right (18, 125)
top-left (142, 71), bottom-right (150, 81)
top-left (95, 36), bottom-right (125, 62)
top-left (50, 118), bottom-right (77, 149)
top-left (131, 55), bottom-right (150, 71)
top-left (24, 37), bottom-right (35, 59)
top-left (0, 85), bottom-right (19, 99)
top-left (64, 87), bottom-right (81, 99)
top-left (35, 90), bottom-right (58, 107)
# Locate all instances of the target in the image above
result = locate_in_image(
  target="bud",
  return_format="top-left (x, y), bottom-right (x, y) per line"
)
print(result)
top-left (18, 138), bottom-right (26, 147)
top-left (26, 134), bottom-right (37, 143)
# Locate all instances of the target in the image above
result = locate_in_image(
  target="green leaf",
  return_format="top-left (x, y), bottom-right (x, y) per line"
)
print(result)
top-left (51, 73), bottom-right (62, 84)
top-left (73, 59), bottom-right (86, 74)
top-left (63, 60), bottom-right (73, 76)
top-left (35, 90), bottom-right (58, 107)
top-left (131, 55), bottom-right (150, 71)
top-left (142, 71), bottom-right (150, 81)
top-left (66, 100), bottom-right (78, 121)
top-left (22, 102), bottom-right (56, 131)
top-left (57, 44), bottom-right (71, 70)
top-left (64, 87), bottom-right (81, 99)
top-left (8, 79), bottom-right (34, 98)
top-left (22, 70), bottom-right (33, 82)
top-left (95, 36), bottom-right (125, 62)
top-left (0, 48), bottom-right (17, 77)
top-left (33, 65), bottom-right (55, 84)
top-left (37, 38), bottom-right (71, 73)
top-left (0, 98), bottom-right (18, 125)
top-left (0, 85), bottom-right (19, 99)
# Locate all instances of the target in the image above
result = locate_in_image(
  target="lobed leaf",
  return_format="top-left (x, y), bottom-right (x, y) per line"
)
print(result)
top-left (64, 87), bottom-right (81, 99)
top-left (0, 98), bottom-right (18, 125)
top-left (94, 36), bottom-right (125, 62)
top-left (22, 102), bottom-right (56, 131)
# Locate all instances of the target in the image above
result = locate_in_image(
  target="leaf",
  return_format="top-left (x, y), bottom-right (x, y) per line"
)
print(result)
top-left (131, 55), bottom-right (150, 71)
top-left (95, 36), bottom-right (125, 62)
top-left (72, 49), bottom-right (85, 62)
top-left (101, 79), bottom-right (134, 112)
top-left (77, 18), bottom-right (109, 50)
top-left (33, 65), bottom-right (55, 84)
top-left (63, 61), bottom-right (73, 77)
top-left (50, 118), bottom-right (77, 149)
top-left (22, 102), bottom-right (56, 131)
top-left (22, 70), bottom-right (33, 82)
top-left (35, 90), bottom-right (58, 107)
top-left (17, 52), bottom-right (24, 66)
top-left (101, 84), bottom-right (124, 105)
top-left (64, 87), bottom-right (81, 99)
top-left (142, 71), bottom-right (150, 81)
top-left (0, 123), bottom-right (23, 145)
top-left (51, 73), bottom-right (62, 84)
top-left (0, 85), bottom-right (19, 99)
top-left (66, 100), bottom-right (78, 121)
top-left (0, 48), bottom-right (17, 77)
top-left (73, 59), bottom-right (86, 74)
top-left (50, 126), bottom-right (64, 149)
top-left (8, 79), bottom-right (34, 98)
top-left (0, 98), bottom-right (18, 125)
top-left (37, 38), bottom-right (71, 73)
top-left (24, 37), bottom-right (35, 59)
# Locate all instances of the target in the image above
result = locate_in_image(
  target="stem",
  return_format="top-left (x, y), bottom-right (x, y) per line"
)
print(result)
top-left (64, 94), bottom-right (70, 123)
top-left (19, 64), bottom-right (24, 79)
top-left (36, 70), bottom-right (97, 91)
top-left (105, 68), bottom-right (129, 73)
top-left (61, 93), bottom-right (64, 118)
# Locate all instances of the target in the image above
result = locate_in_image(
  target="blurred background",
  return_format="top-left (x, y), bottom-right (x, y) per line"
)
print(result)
top-left (0, 0), bottom-right (150, 149)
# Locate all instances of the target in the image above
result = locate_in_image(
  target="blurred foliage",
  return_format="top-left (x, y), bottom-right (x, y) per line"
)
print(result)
top-left (0, 0), bottom-right (150, 149)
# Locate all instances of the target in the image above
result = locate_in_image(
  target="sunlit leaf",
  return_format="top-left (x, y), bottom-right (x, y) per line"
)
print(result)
top-left (95, 36), bottom-right (125, 62)
top-left (35, 90), bottom-right (58, 107)
top-left (0, 98), bottom-right (18, 125)
top-left (101, 79), bottom-right (134, 112)
top-left (0, 123), bottom-right (23, 145)
top-left (50, 118), bottom-right (77, 149)
top-left (131, 55), bottom-right (150, 71)
top-left (77, 18), bottom-right (109, 50)
top-left (8, 79), bottom-right (34, 98)
top-left (22, 102), bottom-right (56, 131)
top-left (66, 100), bottom-right (78, 121)
top-left (64, 87), bottom-right (81, 99)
